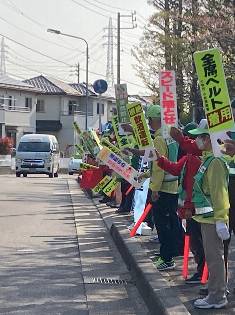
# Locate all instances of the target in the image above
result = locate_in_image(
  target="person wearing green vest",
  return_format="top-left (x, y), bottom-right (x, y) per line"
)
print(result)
top-left (188, 125), bottom-right (230, 309)
top-left (146, 105), bottom-right (183, 271)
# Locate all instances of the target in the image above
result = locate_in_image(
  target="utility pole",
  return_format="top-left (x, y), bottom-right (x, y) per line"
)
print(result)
top-left (116, 12), bottom-right (137, 85)
top-left (105, 17), bottom-right (115, 88)
top-left (0, 37), bottom-right (6, 76)
top-left (117, 13), bottom-right (121, 85)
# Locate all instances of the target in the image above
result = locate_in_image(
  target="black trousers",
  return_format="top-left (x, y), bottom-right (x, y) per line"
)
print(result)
top-left (119, 179), bottom-right (134, 212)
top-left (186, 219), bottom-right (205, 276)
top-left (152, 191), bottom-right (183, 262)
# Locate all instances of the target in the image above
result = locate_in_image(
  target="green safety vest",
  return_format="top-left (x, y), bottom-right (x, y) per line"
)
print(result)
top-left (177, 163), bottom-right (187, 206)
top-left (192, 156), bottom-right (229, 217)
top-left (163, 138), bottom-right (179, 182)
top-left (149, 137), bottom-right (179, 182)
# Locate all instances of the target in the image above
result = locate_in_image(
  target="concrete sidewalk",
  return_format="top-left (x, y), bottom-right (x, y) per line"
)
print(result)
top-left (77, 183), bottom-right (235, 315)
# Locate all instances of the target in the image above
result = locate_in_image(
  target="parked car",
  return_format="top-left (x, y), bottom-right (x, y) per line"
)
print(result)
top-left (68, 157), bottom-right (82, 175)
top-left (15, 134), bottom-right (60, 178)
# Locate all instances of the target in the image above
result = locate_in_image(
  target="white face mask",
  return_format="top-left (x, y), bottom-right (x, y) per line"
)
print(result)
top-left (195, 137), bottom-right (205, 150)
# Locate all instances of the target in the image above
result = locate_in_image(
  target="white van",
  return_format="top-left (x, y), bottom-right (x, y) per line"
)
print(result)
top-left (15, 134), bottom-right (60, 178)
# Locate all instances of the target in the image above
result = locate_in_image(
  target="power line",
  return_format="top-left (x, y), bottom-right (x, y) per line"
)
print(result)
top-left (0, 16), bottom-right (83, 52)
top-left (85, 0), bottom-right (131, 12)
top-left (71, 0), bottom-right (132, 25)
top-left (71, 0), bottom-right (110, 19)
top-left (0, 33), bottom-right (72, 66)
top-left (83, 0), bottom-right (116, 14)
top-left (1, 33), bottom-right (146, 90)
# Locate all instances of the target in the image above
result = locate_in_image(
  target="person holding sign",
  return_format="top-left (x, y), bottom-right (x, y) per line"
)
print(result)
top-left (154, 123), bottom-right (205, 284)
top-left (187, 126), bottom-right (230, 309)
top-left (146, 105), bottom-right (183, 271)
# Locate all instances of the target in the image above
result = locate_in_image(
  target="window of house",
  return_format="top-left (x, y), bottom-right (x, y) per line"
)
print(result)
top-left (97, 103), bottom-right (104, 115)
top-left (25, 97), bottom-right (32, 110)
top-left (8, 96), bottom-right (16, 110)
top-left (68, 100), bottom-right (80, 115)
top-left (0, 95), bottom-right (4, 105)
top-left (36, 100), bottom-right (45, 113)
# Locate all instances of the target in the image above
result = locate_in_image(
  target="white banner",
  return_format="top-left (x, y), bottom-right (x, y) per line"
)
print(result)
top-left (159, 70), bottom-right (178, 138)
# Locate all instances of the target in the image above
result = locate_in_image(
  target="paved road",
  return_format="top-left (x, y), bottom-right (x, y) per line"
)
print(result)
top-left (0, 175), bottom-right (148, 315)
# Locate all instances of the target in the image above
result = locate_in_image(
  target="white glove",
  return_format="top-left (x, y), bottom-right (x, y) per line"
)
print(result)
top-left (216, 222), bottom-right (230, 241)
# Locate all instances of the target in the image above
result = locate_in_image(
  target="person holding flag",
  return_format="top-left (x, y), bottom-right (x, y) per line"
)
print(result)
top-left (186, 124), bottom-right (230, 309)
top-left (154, 122), bottom-right (205, 284)
top-left (146, 105), bottom-right (183, 271)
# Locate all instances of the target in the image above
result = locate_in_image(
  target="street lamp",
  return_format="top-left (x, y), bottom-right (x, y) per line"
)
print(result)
top-left (47, 28), bottom-right (89, 131)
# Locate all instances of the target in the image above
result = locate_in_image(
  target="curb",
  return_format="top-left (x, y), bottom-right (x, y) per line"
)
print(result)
top-left (93, 200), bottom-right (191, 315)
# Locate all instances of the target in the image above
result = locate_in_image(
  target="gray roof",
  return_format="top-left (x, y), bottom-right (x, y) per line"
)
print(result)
top-left (70, 83), bottom-right (97, 97)
top-left (0, 74), bottom-right (40, 93)
top-left (25, 75), bottom-right (81, 96)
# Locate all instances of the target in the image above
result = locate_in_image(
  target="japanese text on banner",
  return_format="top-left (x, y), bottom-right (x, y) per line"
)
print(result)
top-left (92, 175), bottom-right (112, 194)
top-left (112, 116), bottom-right (130, 149)
top-left (103, 177), bottom-right (119, 196)
top-left (115, 84), bottom-right (130, 123)
top-left (159, 70), bottom-right (178, 138)
top-left (127, 103), bottom-right (153, 149)
top-left (194, 48), bottom-right (234, 132)
top-left (97, 147), bottom-right (142, 188)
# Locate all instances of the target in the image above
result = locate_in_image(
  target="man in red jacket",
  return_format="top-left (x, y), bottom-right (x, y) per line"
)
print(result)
top-left (155, 122), bottom-right (205, 283)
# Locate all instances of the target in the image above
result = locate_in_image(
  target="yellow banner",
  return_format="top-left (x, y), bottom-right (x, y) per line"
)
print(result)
top-left (73, 122), bottom-right (82, 135)
top-left (101, 138), bottom-right (121, 156)
top-left (103, 177), bottom-right (119, 196)
top-left (194, 48), bottom-right (234, 132)
top-left (80, 162), bottom-right (99, 171)
top-left (127, 103), bottom-right (153, 149)
top-left (90, 130), bottom-right (103, 149)
top-left (92, 175), bottom-right (112, 194)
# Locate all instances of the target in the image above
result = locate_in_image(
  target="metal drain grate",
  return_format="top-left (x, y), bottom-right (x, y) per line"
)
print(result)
top-left (84, 276), bottom-right (130, 285)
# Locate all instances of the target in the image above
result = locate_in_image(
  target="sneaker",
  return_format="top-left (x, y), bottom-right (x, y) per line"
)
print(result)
top-left (154, 257), bottom-right (175, 271)
top-left (99, 197), bottom-right (110, 203)
top-left (194, 297), bottom-right (228, 309)
top-left (106, 201), bottom-right (120, 208)
top-left (115, 208), bottom-right (130, 214)
top-left (149, 235), bottom-right (159, 243)
top-left (185, 273), bottom-right (201, 284)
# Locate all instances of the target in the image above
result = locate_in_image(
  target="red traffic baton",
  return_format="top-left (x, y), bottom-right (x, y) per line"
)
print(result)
top-left (130, 203), bottom-right (152, 237)
top-left (182, 235), bottom-right (190, 279)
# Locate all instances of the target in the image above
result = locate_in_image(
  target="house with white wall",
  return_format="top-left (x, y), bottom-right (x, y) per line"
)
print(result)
top-left (25, 75), bottom-right (114, 155)
top-left (0, 75), bottom-right (38, 147)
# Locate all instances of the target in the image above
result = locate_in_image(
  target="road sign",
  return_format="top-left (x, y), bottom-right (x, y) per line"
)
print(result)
top-left (93, 79), bottom-right (108, 94)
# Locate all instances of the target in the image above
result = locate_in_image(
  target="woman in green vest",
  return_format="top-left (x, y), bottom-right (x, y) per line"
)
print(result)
top-left (188, 126), bottom-right (230, 309)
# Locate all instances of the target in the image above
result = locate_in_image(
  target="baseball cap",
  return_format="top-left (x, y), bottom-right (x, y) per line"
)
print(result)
top-left (146, 104), bottom-right (161, 119)
top-left (183, 122), bottom-right (198, 136)
top-left (188, 118), bottom-right (209, 136)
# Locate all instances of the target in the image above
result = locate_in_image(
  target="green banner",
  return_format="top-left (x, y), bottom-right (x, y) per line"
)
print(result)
top-left (80, 162), bottom-right (99, 171)
top-left (115, 84), bottom-right (130, 123)
top-left (127, 103), bottom-right (153, 149)
top-left (194, 48), bottom-right (234, 132)
top-left (112, 116), bottom-right (130, 149)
